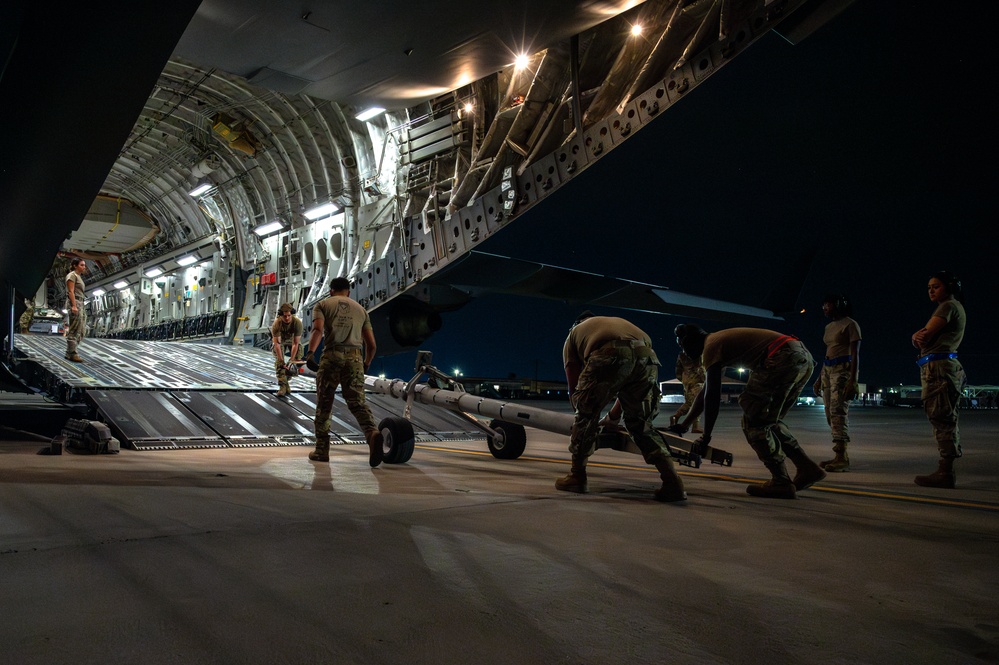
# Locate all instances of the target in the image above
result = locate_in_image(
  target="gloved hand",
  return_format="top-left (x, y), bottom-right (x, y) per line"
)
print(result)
top-left (665, 423), bottom-right (687, 436)
top-left (844, 381), bottom-right (859, 401)
top-left (306, 354), bottom-right (320, 372)
top-left (813, 380), bottom-right (822, 399)
top-left (691, 434), bottom-right (711, 455)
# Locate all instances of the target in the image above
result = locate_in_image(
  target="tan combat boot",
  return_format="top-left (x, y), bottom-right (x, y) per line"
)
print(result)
top-left (785, 445), bottom-right (827, 491)
top-left (914, 457), bottom-right (956, 489)
top-left (555, 455), bottom-right (588, 493)
top-left (308, 440), bottom-right (330, 462)
top-left (747, 461), bottom-right (797, 499)
top-left (652, 455), bottom-right (687, 502)
top-left (820, 442), bottom-right (850, 472)
top-left (366, 429), bottom-right (384, 468)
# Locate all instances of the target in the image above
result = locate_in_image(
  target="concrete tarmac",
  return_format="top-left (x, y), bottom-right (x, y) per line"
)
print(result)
top-left (1, 403), bottom-right (997, 664)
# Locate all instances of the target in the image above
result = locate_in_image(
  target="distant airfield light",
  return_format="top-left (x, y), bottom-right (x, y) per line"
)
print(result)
top-left (453, 368), bottom-right (462, 377)
top-left (630, 23), bottom-right (643, 36)
top-left (800, 308), bottom-right (807, 314)
top-left (113, 280), bottom-right (129, 290)
top-left (355, 107), bottom-right (386, 122)
top-left (176, 255), bottom-right (198, 267)
top-left (304, 202), bottom-right (340, 220)
top-left (514, 53), bottom-right (529, 70)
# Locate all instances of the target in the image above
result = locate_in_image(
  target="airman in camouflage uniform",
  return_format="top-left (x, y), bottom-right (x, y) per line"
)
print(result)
top-left (813, 294), bottom-right (861, 472)
top-left (558, 312), bottom-right (686, 502)
top-left (911, 271), bottom-right (966, 489)
top-left (64, 258), bottom-right (87, 362)
top-left (271, 303), bottom-right (303, 397)
top-left (19, 298), bottom-right (34, 333)
top-left (670, 351), bottom-right (705, 432)
top-left (670, 325), bottom-right (826, 499)
top-left (305, 277), bottom-right (383, 467)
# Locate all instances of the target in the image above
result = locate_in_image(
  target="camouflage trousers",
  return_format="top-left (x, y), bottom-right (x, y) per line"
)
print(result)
top-left (570, 344), bottom-right (672, 464)
top-left (274, 344), bottom-right (303, 391)
top-left (738, 341), bottom-right (815, 465)
top-left (672, 380), bottom-right (704, 420)
top-left (313, 348), bottom-right (376, 451)
top-left (820, 362), bottom-right (853, 448)
top-left (65, 308), bottom-right (86, 353)
top-left (18, 309), bottom-right (33, 333)
top-left (920, 358), bottom-right (966, 458)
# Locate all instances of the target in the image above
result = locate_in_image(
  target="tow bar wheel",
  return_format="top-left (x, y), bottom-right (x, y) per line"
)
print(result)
top-left (486, 420), bottom-right (527, 459)
top-left (379, 416), bottom-right (415, 464)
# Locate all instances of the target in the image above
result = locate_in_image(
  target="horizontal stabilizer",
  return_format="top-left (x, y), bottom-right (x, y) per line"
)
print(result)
top-left (432, 251), bottom-right (781, 323)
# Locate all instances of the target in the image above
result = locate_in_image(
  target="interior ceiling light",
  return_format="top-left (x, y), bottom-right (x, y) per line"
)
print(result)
top-left (304, 202), bottom-right (340, 220)
top-left (176, 255), bottom-right (198, 266)
top-left (514, 54), bottom-right (530, 69)
top-left (463, 102), bottom-right (474, 113)
top-left (144, 267), bottom-right (164, 278)
top-left (91, 288), bottom-right (106, 297)
top-left (630, 24), bottom-right (643, 36)
top-left (252, 220), bottom-right (287, 237)
top-left (188, 180), bottom-right (213, 197)
top-left (113, 280), bottom-right (129, 290)
top-left (355, 107), bottom-right (385, 122)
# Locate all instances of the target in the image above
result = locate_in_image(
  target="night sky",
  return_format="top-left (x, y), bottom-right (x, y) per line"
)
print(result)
top-left (375, 2), bottom-right (997, 390)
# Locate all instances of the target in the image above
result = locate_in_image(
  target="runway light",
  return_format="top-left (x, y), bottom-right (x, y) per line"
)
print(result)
top-left (304, 202), bottom-right (340, 220)
top-left (630, 24), bottom-right (643, 36)
top-left (355, 107), bottom-right (385, 122)
top-left (113, 280), bottom-right (129, 290)
top-left (176, 255), bottom-right (198, 267)
top-left (514, 54), bottom-right (529, 70)
top-left (144, 267), bottom-right (163, 278)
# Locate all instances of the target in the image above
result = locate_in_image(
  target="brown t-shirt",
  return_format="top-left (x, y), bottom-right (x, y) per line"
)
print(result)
top-left (65, 271), bottom-right (85, 306)
top-left (312, 296), bottom-right (371, 348)
top-left (701, 328), bottom-right (786, 371)
top-left (270, 316), bottom-right (303, 345)
top-left (563, 316), bottom-right (651, 366)
top-left (920, 298), bottom-right (965, 355)
top-left (822, 317), bottom-right (861, 359)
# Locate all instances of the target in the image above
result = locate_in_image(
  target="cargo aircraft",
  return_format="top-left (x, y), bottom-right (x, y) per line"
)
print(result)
top-left (1, 0), bottom-right (855, 361)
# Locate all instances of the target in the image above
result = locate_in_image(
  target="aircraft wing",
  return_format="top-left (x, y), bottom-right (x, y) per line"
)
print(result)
top-left (429, 251), bottom-right (781, 322)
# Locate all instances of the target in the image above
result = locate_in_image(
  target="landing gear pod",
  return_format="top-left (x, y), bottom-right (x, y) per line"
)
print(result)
top-left (486, 420), bottom-right (527, 459)
top-left (379, 416), bottom-right (415, 464)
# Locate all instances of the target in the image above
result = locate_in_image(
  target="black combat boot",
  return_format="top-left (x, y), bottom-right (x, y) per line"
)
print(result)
top-left (914, 457), bottom-right (956, 489)
top-left (784, 445), bottom-right (827, 491)
top-left (746, 460), bottom-right (797, 499)
top-left (652, 455), bottom-right (687, 502)
top-left (555, 455), bottom-right (588, 493)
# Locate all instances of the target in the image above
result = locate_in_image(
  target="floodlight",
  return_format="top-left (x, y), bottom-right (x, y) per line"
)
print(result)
top-left (355, 107), bottom-right (385, 122)
top-left (188, 179), bottom-right (213, 197)
top-left (304, 202), bottom-right (340, 220)
top-left (252, 220), bottom-right (286, 236)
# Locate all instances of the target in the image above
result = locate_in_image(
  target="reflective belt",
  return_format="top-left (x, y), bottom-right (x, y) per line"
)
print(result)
top-left (824, 355), bottom-right (852, 366)
top-left (916, 352), bottom-right (958, 367)
top-left (766, 335), bottom-right (798, 358)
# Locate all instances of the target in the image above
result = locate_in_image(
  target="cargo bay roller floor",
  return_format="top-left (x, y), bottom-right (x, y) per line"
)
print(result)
top-left (1, 397), bottom-right (997, 664)
top-left (9, 334), bottom-right (483, 450)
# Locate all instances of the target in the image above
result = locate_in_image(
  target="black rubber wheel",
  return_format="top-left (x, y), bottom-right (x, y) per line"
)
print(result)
top-left (486, 420), bottom-right (527, 459)
top-left (379, 416), bottom-right (415, 464)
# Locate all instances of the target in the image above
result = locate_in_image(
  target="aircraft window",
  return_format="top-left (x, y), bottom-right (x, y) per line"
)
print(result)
top-left (599, 127), bottom-right (607, 136)
top-left (628, 109), bottom-right (636, 118)
top-left (656, 88), bottom-right (664, 98)
top-left (699, 58), bottom-right (710, 71)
